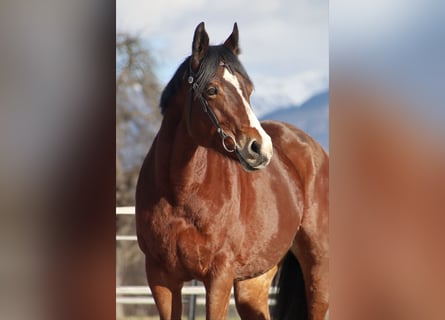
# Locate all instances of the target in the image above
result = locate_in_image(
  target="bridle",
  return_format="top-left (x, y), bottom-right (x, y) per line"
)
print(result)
top-left (186, 62), bottom-right (237, 153)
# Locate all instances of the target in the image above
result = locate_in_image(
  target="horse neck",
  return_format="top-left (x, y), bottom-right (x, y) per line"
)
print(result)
top-left (154, 107), bottom-right (212, 197)
top-left (157, 102), bottom-right (190, 150)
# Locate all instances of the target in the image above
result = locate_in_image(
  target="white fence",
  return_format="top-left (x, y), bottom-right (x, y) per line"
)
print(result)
top-left (116, 206), bottom-right (137, 241)
top-left (116, 206), bottom-right (277, 310)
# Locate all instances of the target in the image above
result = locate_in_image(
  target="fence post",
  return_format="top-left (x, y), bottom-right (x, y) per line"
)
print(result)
top-left (187, 279), bottom-right (198, 320)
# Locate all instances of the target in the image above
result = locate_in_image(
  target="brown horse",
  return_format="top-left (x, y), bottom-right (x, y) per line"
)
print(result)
top-left (136, 22), bottom-right (329, 320)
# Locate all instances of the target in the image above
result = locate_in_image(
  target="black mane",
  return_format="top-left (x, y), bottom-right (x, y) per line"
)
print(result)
top-left (160, 45), bottom-right (251, 115)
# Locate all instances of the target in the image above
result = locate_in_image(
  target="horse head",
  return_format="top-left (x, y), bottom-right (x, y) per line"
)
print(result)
top-left (185, 22), bottom-right (273, 171)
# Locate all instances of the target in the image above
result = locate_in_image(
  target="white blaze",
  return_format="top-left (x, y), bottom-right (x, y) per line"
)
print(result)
top-left (222, 68), bottom-right (273, 156)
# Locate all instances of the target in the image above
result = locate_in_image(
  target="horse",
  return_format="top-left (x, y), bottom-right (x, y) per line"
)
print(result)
top-left (135, 22), bottom-right (329, 320)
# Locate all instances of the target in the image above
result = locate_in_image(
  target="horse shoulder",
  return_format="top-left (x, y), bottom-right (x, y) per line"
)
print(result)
top-left (261, 120), bottom-right (328, 182)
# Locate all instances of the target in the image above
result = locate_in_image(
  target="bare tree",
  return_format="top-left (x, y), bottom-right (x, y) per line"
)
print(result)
top-left (116, 32), bottom-right (161, 206)
top-left (116, 33), bottom-right (162, 317)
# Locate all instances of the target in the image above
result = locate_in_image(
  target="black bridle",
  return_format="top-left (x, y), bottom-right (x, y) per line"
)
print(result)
top-left (186, 63), bottom-right (237, 153)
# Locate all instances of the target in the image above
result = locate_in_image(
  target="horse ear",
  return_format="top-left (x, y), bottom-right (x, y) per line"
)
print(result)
top-left (191, 22), bottom-right (209, 72)
top-left (224, 22), bottom-right (240, 55)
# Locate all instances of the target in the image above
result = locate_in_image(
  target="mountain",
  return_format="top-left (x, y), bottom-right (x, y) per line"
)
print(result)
top-left (251, 71), bottom-right (328, 119)
top-left (260, 90), bottom-right (329, 151)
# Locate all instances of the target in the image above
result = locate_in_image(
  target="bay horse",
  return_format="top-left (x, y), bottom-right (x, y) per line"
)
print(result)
top-left (136, 22), bottom-right (329, 320)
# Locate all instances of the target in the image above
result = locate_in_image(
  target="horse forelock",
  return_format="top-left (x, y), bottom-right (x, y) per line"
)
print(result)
top-left (160, 45), bottom-right (251, 115)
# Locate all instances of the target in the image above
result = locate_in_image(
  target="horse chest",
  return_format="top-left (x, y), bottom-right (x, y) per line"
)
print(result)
top-left (146, 197), bottom-right (239, 279)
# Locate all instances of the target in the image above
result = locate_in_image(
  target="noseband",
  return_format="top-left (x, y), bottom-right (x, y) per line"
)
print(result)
top-left (186, 63), bottom-right (237, 153)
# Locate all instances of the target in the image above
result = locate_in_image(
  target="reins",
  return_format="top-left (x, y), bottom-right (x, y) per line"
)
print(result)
top-left (186, 63), bottom-right (237, 153)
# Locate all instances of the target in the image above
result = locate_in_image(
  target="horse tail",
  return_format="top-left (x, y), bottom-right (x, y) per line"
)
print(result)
top-left (273, 252), bottom-right (307, 320)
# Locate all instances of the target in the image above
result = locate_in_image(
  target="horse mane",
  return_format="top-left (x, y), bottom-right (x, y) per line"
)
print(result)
top-left (160, 45), bottom-right (251, 115)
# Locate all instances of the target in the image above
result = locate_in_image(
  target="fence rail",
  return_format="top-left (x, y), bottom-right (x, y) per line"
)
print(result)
top-left (116, 206), bottom-right (136, 215)
top-left (116, 286), bottom-right (277, 306)
top-left (116, 286), bottom-right (205, 305)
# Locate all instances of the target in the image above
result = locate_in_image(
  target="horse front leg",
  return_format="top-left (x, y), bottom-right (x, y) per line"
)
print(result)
top-left (145, 257), bottom-right (183, 320)
top-left (203, 255), bottom-right (234, 320)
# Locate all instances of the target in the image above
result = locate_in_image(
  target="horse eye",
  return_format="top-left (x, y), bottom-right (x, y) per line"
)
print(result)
top-left (207, 87), bottom-right (218, 96)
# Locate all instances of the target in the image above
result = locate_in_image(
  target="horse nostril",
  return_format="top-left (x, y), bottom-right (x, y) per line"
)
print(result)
top-left (250, 140), bottom-right (261, 155)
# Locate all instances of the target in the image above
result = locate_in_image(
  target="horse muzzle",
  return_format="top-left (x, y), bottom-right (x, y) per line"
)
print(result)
top-left (235, 136), bottom-right (273, 172)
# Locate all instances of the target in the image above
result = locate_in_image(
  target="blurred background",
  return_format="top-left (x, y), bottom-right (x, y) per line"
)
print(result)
top-left (116, 1), bottom-right (328, 319)
top-left (331, 1), bottom-right (445, 319)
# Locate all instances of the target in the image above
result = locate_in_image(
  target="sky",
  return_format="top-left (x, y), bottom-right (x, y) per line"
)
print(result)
top-left (116, 0), bottom-right (329, 109)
